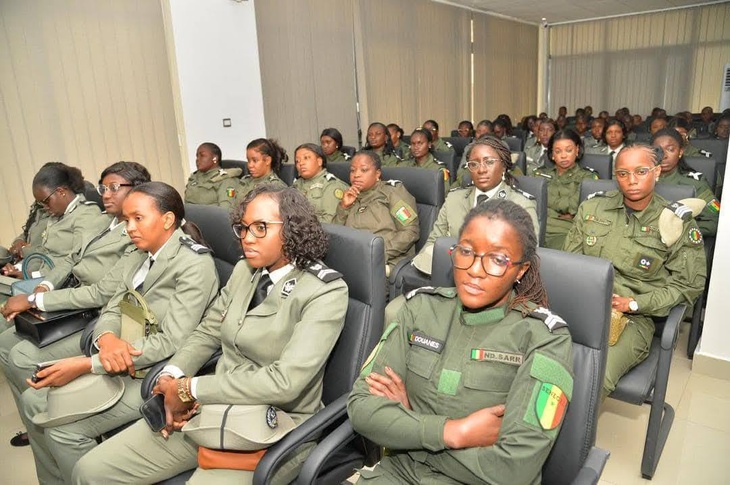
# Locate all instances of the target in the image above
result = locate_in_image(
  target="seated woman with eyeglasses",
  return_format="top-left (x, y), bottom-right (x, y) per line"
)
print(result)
top-left (20, 182), bottom-right (219, 484)
top-left (534, 129), bottom-right (598, 250)
top-left (1, 163), bottom-right (108, 279)
top-left (334, 151), bottom-right (419, 276)
top-left (184, 142), bottom-right (242, 209)
top-left (234, 138), bottom-right (288, 203)
top-left (564, 145), bottom-right (706, 400)
top-left (411, 136), bottom-right (539, 277)
top-left (348, 199), bottom-right (573, 484)
top-left (0, 162), bottom-right (151, 448)
top-left (73, 185), bottom-right (348, 484)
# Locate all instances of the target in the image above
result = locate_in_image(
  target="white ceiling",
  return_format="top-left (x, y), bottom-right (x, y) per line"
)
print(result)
top-left (444, 0), bottom-right (720, 25)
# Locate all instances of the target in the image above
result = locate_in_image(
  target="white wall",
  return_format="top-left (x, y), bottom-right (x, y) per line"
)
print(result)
top-left (165, 0), bottom-right (266, 171)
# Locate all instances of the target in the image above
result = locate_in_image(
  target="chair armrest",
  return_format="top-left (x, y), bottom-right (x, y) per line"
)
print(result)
top-left (79, 316), bottom-right (100, 356)
top-left (296, 419), bottom-right (359, 485)
top-left (570, 446), bottom-right (610, 485)
top-left (660, 304), bottom-right (687, 351)
top-left (253, 394), bottom-right (349, 485)
top-left (140, 359), bottom-right (171, 398)
top-left (388, 257), bottom-right (413, 286)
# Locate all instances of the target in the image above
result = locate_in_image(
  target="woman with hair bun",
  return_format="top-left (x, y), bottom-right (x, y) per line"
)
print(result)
top-left (184, 142), bottom-right (241, 209)
top-left (320, 127), bottom-right (350, 163)
top-left (235, 138), bottom-right (288, 203)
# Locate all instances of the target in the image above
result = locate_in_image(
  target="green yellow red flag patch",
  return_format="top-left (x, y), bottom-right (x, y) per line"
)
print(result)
top-left (535, 382), bottom-right (568, 430)
top-left (708, 199), bottom-right (720, 213)
top-left (226, 188), bottom-right (236, 198)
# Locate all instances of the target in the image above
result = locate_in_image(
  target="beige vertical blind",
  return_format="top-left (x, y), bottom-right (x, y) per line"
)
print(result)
top-left (0, 0), bottom-right (181, 247)
top-left (355, 0), bottom-right (471, 135)
top-left (473, 13), bottom-right (539, 124)
top-left (255, 0), bottom-right (359, 155)
top-left (549, 3), bottom-right (730, 116)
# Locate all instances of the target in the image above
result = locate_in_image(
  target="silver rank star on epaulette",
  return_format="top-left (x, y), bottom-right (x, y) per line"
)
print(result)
top-left (584, 166), bottom-right (598, 174)
top-left (699, 149), bottom-right (712, 158)
top-left (445, 141), bottom-right (453, 148)
top-left (325, 173), bottom-right (337, 181)
top-left (667, 201), bottom-right (693, 221)
top-left (435, 159), bottom-right (445, 166)
top-left (530, 307), bottom-right (568, 332)
top-left (687, 171), bottom-right (702, 181)
top-left (536, 172), bottom-right (552, 179)
top-left (385, 179), bottom-right (402, 187)
top-left (179, 236), bottom-right (212, 254)
top-left (587, 191), bottom-right (605, 200)
top-left (344, 152), bottom-right (352, 160)
top-left (405, 286), bottom-right (437, 300)
top-left (512, 187), bottom-right (536, 200)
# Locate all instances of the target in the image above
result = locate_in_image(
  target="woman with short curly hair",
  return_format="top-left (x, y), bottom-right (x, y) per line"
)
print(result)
top-left (74, 184), bottom-right (350, 484)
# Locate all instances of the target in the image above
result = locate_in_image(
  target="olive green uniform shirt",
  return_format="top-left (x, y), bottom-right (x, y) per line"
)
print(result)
top-left (169, 260), bottom-right (348, 417)
top-left (682, 144), bottom-right (711, 159)
top-left (326, 150), bottom-right (350, 164)
top-left (292, 169), bottom-right (350, 223)
top-left (184, 168), bottom-right (242, 209)
top-left (398, 153), bottom-right (451, 192)
top-left (373, 148), bottom-right (402, 168)
top-left (333, 180), bottom-right (419, 267)
top-left (525, 145), bottom-right (548, 175)
top-left (412, 183), bottom-right (539, 274)
top-left (583, 138), bottom-right (606, 155)
top-left (12, 204), bottom-right (51, 259)
top-left (431, 138), bottom-right (453, 153)
top-left (658, 169), bottom-right (719, 237)
top-left (394, 143), bottom-right (411, 161)
top-left (234, 172), bottom-right (287, 205)
top-left (348, 289), bottom-right (573, 485)
top-left (534, 164), bottom-right (599, 249)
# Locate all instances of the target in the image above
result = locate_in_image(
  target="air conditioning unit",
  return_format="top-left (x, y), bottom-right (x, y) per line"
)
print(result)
top-left (720, 63), bottom-right (730, 111)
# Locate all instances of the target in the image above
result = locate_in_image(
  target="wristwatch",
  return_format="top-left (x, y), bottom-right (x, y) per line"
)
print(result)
top-left (177, 377), bottom-right (194, 403)
top-left (628, 300), bottom-right (639, 312)
top-left (27, 293), bottom-right (37, 308)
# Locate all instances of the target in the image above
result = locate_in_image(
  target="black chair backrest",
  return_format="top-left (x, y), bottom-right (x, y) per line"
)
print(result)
top-left (341, 146), bottom-right (356, 157)
top-left (504, 136), bottom-right (523, 152)
top-left (431, 237), bottom-right (613, 484)
top-left (580, 153), bottom-right (612, 179)
top-left (684, 156), bottom-right (718, 192)
top-left (579, 180), bottom-right (696, 205)
top-left (692, 139), bottom-right (728, 173)
top-left (327, 162), bottom-right (351, 184)
top-left (279, 164), bottom-right (297, 186)
top-left (512, 151), bottom-right (527, 175)
top-left (433, 150), bottom-right (458, 183)
top-left (633, 132), bottom-right (652, 143)
top-left (184, 204), bottom-right (242, 287)
top-left (83, 180), bottom-right (104, 210)
top-left (401, 135), bottom-right (410, 145)
top-left (512, 128), bottom-right (526, 142)
top-left (220, 159), bottom-right (249, 177)
top-left (381, 167), bottom-right (445, 253)
top-left (441, 137), bottom-right (470, 159)
top-left (321, 224), bottom-right (386, 404)
top-left (515, 175), bottom-right (547, 246)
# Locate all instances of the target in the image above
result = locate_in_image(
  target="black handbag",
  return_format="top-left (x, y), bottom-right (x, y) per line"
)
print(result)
top-left (15, 308), bottom-right (99, 348)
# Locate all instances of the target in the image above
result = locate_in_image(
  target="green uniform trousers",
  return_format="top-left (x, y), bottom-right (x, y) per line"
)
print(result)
top-left (602, 316), bottom-right (654, 401)
top-left (72, 419), bottom-right (313, 485)
top-left (22, 376), bottom-right (143, 484)
top-left (358, 453), bottom-right (462, 484)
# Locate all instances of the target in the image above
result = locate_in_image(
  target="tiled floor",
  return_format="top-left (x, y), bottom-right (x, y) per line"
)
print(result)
top-left (1, 323), bottom-right (728, 484)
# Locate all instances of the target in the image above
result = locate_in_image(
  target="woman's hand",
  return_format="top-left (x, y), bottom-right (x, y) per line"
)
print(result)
top-left (340, 186), bottom-right (360, 209)
top-left (557, 213), bottom-right (575, 221)
top-left (443, 404), bottom-right (506, 449)
top-left (97, 333), bottom-right (142, 376)
top-left (365, 366), bottom-right (411, 410)
top-left (9, 240), bottom-right (27, 257)
top-left (1, 264), bottom-right (21, 278)
top-left (26, 356), bottom-right (92, 389)
top-left (153, 377), bottom-right (197, 438)
top-left (1, 294), bottom-right (32, 320)
top-left (611, 294), bottom-right (633, 313)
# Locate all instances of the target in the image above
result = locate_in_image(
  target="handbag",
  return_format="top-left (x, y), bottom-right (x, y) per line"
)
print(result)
top-left (197, 446), bottom-right (266, 471)
top-left (609, 308), bottom-right (630, 346)
top-left (15, 308), bottom-right (99, 348)
top-left (10, 253), bottom-right (55, 296)
top-left (119, 289), bottom-right (158, 343)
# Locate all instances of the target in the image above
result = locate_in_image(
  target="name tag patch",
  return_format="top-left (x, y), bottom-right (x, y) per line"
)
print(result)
top-left (409, 331), bottom-right (444, 353)
top-left (471, 349), bottom-right (523, 365)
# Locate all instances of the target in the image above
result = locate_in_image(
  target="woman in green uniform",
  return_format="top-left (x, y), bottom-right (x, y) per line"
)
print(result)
top-left (184, 142), bottom-right (241, 209)
top-left (235, 138), bottom-right (288, 202)
top-left (20, 182), bottom-right (219, 484)
top-left (387, 123), bottom-right (410, 160)
top-left (334, 151), bottom-right (419, 276)
top-left (364, 122), bottom-right (401, 167)
top-left (73, 186), bottom-right (348, 484)
top-left (320, 128), bottom-right (351, 164)
top-left (525, 119), bottom-right (557, 174)
top-left (401, 128), bottom-right (450, 192)
top-left (348, 199), bottom-right (573, 484)
top-left (652, 128), bottom-right (719, 237)
top-left (292, 143), bottom-right (349, 223)
top-left (564, 145), bottom-right (706, 399)
top-left (535, 129), bottom-right (599, 249)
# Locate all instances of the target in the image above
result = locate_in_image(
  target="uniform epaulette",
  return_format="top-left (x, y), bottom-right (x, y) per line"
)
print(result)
top-left (434, 159), bottom-right (446, 166)
top-left (81, 201), bottom-right (98, 206)
top-left (241, 174), bottom-right (252, 180)
top-left (385, 179), bottom-right (402, 187)
top-left (393, 152), bottom-right (404, 162)
top-left (583, 165), bottom-right (598, 174)
top-left (405, 286), bottom-right (456, 300)
top-left (444, 141), bottom-right (453, 148)
top-left (699, 149), bottom-right (712, 158)
top-left (305, 261), bottom-right (342, 282)
top-left (587, 191), bottom-right (605, 200)
top-left (666, 201), bottom-right (693, 221)
top-left (529, 307), bottom-right (568, 332)
top-left (179, 236), bottom-right (212, 254)
top-left (450, 185), bottom-right (470, 193)
top-left (325, 173), bottom-right (337, 181)
top-left (686, 171), bottom-right (703, 181)
top-left (211, 168), bottom-right (242, 182)
top-left (511, 186), bottom-right (536, 200)
top-left (343, 152), bottom-right (352, 160)
top-left (536, 172), bottom-right (552, 180)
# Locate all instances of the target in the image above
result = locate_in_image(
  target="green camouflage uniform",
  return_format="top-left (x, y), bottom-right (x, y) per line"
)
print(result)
top-left (184, 168), bottom-right (242, 209)
top-left (292, 169), bottom-right (350, 223)
top-left (658, 169), bottom-right (719, 237)
top-left (564, 191), bottom-right (706, 399)
top-left (348, 289), bottom-right (573, 484)
top-left (534, 164), bottom-right (599, 249)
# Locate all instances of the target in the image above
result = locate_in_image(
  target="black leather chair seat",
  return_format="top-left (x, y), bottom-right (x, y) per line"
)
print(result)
top-left (610, 338), bottom-right (660, 404)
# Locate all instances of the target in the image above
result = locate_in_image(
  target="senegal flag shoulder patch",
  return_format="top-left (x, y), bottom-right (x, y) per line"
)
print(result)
top-left (226, 187), bottom-right (236, 198)
top-left (536, 383), bottom-right (569, 430)
top-left (523, 352), bottom-right (573, 433)
top-left (391, 201), bottom-right (417, 226)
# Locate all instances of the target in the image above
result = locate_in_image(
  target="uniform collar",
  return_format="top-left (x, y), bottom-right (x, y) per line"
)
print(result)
top-left (459, 292), bottom-right (514, 325)
top-left (63, 195), bottom-right (82, 215)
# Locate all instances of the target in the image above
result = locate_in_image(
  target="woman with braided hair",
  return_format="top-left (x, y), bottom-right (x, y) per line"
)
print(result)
top-left (348, 199), bottom-right (573, 484)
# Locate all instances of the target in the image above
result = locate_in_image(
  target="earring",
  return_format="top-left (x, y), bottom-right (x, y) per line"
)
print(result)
top-left (501, 172), bottom-right (506, 181)
top-left (515, 278), bottom-right (521, 285)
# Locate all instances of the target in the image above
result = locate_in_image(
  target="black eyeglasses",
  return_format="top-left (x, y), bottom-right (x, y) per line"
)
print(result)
top-left (449, 244), bottom-right (525, 277)
top-left (97, 183), bottom-right (134, 195)
top-left (231, 220), bottom-right (284, 239)
top-left (40, 188), bottom-right (60, 206)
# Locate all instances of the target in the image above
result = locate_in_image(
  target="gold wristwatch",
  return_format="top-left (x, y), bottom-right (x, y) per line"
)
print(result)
top-left (176, 377), bottom-right (194, 403)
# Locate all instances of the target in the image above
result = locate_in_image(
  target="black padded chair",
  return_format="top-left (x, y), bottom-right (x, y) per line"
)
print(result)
top-left (326, 162), bottom-right (351, 184)
top-left (279, 164), bottom-right (297, 186)
top-left (441, 136), bottom-right (470, 159)
top-left (684, 156), bottom-right (718, 193)
top-left (341, 146), bottom-right (356, 158)
top-left (512, 151), bottom-right (527, 175)
top-left (633, 132), bottom-right (652, 143)
top-left (433, 149), bottom-right (458, 183)
top-left (302, 238), bottom-right (613, 485)
top-left (577, 181), bottom-right (697, 478)
top-left (400, 135), bottom-right (410, 145)
top-left (504, 135), bottom-right (524, 152)
top-left (692, 138), bottom-right (727, 174)
top-left (220, 159), bottom-right (249, 177)
top-left (83, 180), bottom-right (104, 210)
top-left (581, 153), bottom-right (612, 179)
top-left (152, 223), bottom-right (387, 485)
